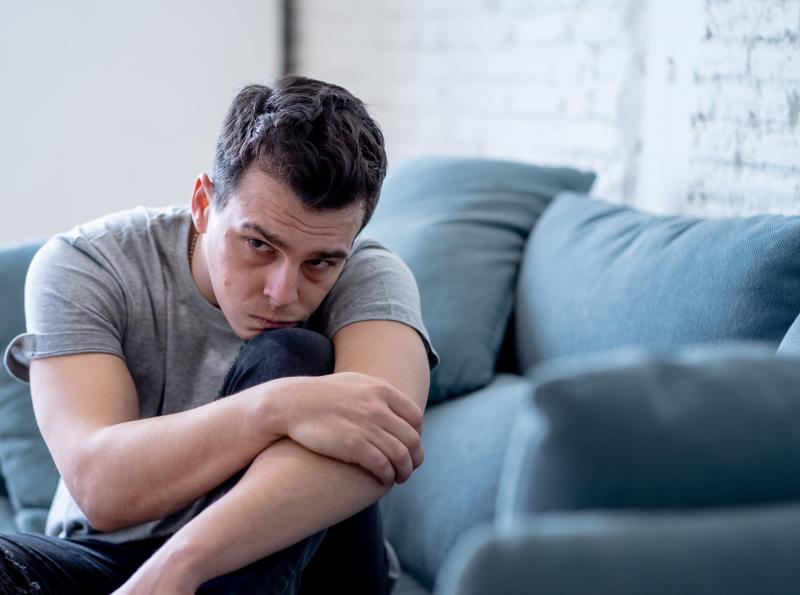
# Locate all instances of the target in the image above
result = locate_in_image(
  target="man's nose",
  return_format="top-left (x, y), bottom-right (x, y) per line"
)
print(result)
top-left (264, 261), bottom-right (299, 307)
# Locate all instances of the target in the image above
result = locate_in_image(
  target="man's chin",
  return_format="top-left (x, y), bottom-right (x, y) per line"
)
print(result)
top-left (236, 327), bottom-right (262, 341)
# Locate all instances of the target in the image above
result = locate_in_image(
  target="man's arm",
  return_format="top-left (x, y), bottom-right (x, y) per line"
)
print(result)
top-left (114, 319), bottom-right (430, 593)
top-left (29, 328), bottom-right (424, 532)
top-left (29, 353), bottom-right (284, 531)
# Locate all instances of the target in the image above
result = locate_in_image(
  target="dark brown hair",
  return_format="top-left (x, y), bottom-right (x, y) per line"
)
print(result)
top-left (211, 75), bottom-right (387, 229)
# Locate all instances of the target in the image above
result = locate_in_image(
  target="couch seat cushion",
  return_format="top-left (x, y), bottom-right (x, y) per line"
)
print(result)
top-left (0, 496), bottom-right (15, 533)
top-left (381, 374), bottom-right (537, 590)
top-left (437, 504), bottom-right (800, 595)
top-left (392, 571), bottom-right (430, 595)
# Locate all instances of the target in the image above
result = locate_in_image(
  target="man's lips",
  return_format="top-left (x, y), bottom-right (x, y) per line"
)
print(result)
top-left (251, 315), bottom-right (298, 329)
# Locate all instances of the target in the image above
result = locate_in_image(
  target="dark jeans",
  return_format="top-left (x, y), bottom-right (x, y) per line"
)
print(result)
top-left (0, 328), bottom-right (394, 595)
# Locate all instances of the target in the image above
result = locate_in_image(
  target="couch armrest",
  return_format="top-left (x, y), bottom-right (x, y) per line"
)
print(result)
top-left (436, 504), bottom-right (800, 595)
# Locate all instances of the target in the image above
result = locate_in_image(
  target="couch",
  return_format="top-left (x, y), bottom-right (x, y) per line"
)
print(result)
top-left (3, 156), bottom-right (800, 594)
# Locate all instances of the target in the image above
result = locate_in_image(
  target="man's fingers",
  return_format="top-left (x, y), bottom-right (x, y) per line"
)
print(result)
top-left (374, 430), bottom-right (414, 484)
top-left (381, 382), bottom-right (424, 431)
top-left (358, 440), bottom-right (396, 486)
top-left (358, 430), bottom-right (414, 485)
top-left (381, 414), bottom-right (424, 469)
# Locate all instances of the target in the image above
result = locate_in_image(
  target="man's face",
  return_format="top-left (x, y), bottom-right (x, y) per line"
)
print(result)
top-left (194, 166), bottom-right (363, 340)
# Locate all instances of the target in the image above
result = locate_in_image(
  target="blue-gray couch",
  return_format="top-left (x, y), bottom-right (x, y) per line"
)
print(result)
top-left (3, 156), bottom-right (800, 594)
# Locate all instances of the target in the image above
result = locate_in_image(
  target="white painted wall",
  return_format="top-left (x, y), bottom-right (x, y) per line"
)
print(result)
top-left (293, 0), bottom-right (800, 216)
top-left (0, 1), bottom-right (283, 243)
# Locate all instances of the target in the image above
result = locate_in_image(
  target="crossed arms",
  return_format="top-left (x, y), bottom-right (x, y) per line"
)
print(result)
top-left (29, 319), bottom-right (430, 591)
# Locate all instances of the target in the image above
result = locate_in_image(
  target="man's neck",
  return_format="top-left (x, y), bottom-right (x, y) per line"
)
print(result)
top-left (189, 228), bottom-right (219, 307)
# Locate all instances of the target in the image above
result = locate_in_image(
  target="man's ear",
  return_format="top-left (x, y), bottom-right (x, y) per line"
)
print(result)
top-left (191, 173), bottom-right (215, 233)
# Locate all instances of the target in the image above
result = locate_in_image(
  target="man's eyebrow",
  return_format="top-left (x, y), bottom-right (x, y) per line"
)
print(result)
top-left (242, 223), bottom-right (349, 260)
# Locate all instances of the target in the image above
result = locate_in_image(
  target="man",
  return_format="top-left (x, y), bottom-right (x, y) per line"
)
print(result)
top-left (2, 75), bottom-right (437, 594)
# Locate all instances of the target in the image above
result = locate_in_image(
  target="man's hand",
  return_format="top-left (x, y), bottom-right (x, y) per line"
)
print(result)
top-left (269, 372), bottom-right (424, 486)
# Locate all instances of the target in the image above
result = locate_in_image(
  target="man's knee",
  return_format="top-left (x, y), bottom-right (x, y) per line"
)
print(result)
top-left (218, 328), bottom-right (334, 397)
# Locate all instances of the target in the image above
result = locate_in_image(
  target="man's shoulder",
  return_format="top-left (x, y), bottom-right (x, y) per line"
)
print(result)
top-left (41, 205), bottom-right (189, 266)
top-left (31, 205), bottom-right (191, 292)
top-left (347, 236), bottom-right (399, 263)
top-left (344, 236), bottom-right (412, 277)
top-left (63, 205), bottom-right (189, 245)
top-left (325, 236), bottom-right (418, 306)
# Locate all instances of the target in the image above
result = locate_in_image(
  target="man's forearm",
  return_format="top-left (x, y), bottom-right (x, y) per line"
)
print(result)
top-left (84, 382), bottom-right (283, 532)
top-left (112, 321), bottom-right (429, 594)
top-left (142, 437), bottom-right (389, 589)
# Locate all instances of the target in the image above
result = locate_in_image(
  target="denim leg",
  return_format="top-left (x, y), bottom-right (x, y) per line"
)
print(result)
top-left (217, 327), bottom-right (334, 397)
top-left (197, 329), bottom-right (332, 594)
top-left (298, 502), bottom-right (393, 595)
top-left (0, 532), bottom-right (167, 595)
top-left (205, 327), bottom-right (335, 501)
top-left (196, 535), bottom-right (323, 595)
top-left (200, 327), bottom-right (391, 594)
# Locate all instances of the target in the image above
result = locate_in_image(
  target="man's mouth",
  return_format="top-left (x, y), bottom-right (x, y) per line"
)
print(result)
top-left (251, 315), bottom-right (298, 329)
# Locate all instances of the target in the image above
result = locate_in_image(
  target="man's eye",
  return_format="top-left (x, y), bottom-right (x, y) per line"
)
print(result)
top-left (248, 239), bottom-right (267, 251)
top-left (307, 259), bottom-right (334, 270)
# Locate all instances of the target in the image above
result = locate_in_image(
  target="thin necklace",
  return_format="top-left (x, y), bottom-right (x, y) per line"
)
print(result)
top-left (188, 228), bottom-right (199, 265)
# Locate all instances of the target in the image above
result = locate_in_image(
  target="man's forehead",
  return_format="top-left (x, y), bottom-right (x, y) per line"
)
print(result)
top-left (225, 165), bottom-right (363, 219)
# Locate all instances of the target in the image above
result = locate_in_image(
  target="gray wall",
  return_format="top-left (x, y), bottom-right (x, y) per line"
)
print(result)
top-left (1, 1), bottom-right (283, 243)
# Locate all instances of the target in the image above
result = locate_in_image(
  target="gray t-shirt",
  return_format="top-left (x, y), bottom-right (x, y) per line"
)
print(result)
top-left (4, 205), bottom-right (436, 544)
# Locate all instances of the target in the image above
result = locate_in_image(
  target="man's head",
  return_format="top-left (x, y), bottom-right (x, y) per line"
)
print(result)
top-left (190, 76), bottom-right (388, 339)
top-left (211, 75), bottom-right (387, 229)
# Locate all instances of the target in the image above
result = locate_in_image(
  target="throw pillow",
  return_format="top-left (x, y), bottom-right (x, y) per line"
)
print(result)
top-left (498, 344), bottom-right (800, 515)
top-left (365, 157), bottom-right (595, 403)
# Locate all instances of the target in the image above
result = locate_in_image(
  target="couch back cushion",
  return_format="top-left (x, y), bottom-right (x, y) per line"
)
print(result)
top-left (365, 157), bottom-right (595, 403)
top-left (516, 193), bottom-right (800, 369)
top-left (0, 238), bottom-right (59, 532)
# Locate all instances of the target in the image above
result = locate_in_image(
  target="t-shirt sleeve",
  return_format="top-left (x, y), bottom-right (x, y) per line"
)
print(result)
top-left (310, 238), bottom-right (439, 370)
top-left (4, 234), bottom-right (128, 383)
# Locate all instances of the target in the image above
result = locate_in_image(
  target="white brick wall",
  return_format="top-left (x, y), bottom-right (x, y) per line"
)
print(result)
top-left (685, 0), bottom-right (800, 215)
top-left (294, 0), bottom-right (644, 202)
top-left (293, 0), bottom-right (800, 216)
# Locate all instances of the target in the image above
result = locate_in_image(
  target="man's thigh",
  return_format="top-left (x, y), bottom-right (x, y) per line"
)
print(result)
top-left (0, 532), bottom-right (165, 595)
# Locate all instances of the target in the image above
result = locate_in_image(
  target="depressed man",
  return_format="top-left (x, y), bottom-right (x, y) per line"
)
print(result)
top-left (2, 75), bottom-right (437, 594)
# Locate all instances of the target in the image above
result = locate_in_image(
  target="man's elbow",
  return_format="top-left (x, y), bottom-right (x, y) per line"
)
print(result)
top-left (83, 502), bottom-right (122, 533)
top-left (68, 441), bottom-right (139, 533)
top-left (66, 469), bottom-right (120, 533)
top-left (79, 480), bottom-right (149, 533)
top-left (68, 468), bottom-right (122, 533)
